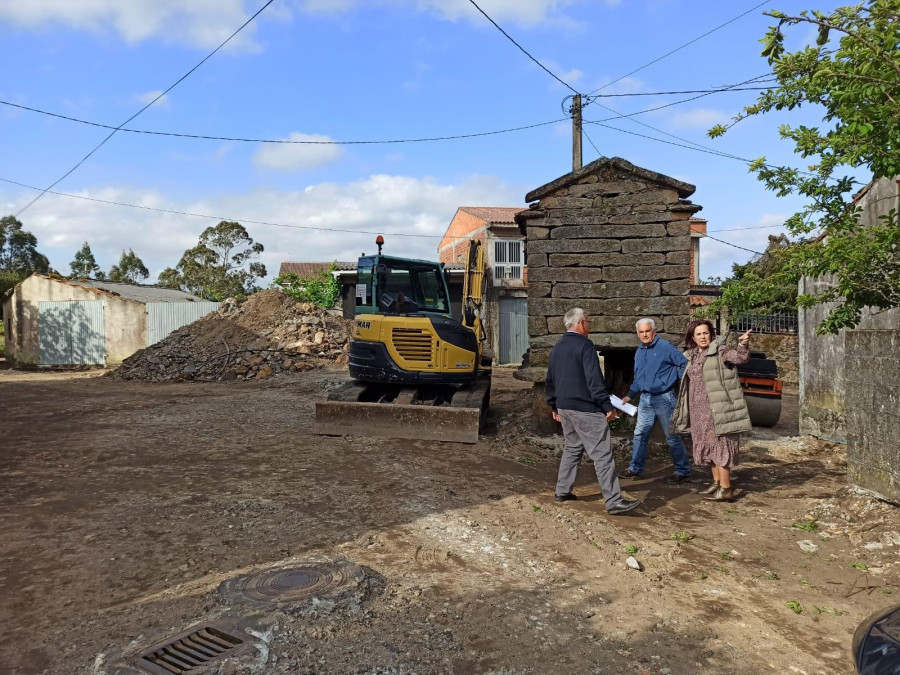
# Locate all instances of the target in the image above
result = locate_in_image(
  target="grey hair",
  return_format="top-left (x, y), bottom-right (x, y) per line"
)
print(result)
top-left (564, 307), bottom-right (587, 330)
top-left (635, 317), bottom-right (656, 331)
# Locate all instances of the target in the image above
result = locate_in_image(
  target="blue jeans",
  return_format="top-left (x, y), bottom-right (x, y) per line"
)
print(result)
top-left (628, 390), bottom-right (691, 476)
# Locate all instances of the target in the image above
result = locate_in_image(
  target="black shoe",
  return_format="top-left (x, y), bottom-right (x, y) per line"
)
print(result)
top-left (607, 499), bottom-right (642, 515)
top-left (618, 469), bottom-right (642, 479)
top-left (555, 492), bottom-right (578, 502)
top-left (664, 473), bottom-right (691, 484)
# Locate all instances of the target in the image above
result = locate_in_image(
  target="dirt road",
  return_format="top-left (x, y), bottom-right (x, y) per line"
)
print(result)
top-left (1, 367), bottom-right (897, 674)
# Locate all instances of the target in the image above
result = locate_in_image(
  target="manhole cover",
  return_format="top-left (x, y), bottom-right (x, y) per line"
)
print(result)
top-left (218, 558), bottom-right (364, 607)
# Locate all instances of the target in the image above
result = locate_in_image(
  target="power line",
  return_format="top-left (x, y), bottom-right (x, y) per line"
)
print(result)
top-left (0, 176), bottom-right (448, 239)
top-left (15, 0), bottom-right (277, 218)
top-left (0, 100), bottom-right (567, 145)
top-left (467, 0), bottom-right (579, 95)
top-left (587, 120), bottom-right (752, 163)
top-left (588, 84), bottom-right (774, 98)
top-left (587, 0), bottom-right (772, 96)
top-left (703, 233), bottom-right (764, 255)
top-left (583, 127), bottom-right (603, 159)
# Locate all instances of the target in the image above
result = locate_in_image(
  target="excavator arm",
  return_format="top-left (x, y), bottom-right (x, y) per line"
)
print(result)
top-left (461, 239), bottom-right (491, 371)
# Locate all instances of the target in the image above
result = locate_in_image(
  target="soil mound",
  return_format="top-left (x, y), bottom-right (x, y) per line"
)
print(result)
top-left (109, 290), bottom-right (353, 383)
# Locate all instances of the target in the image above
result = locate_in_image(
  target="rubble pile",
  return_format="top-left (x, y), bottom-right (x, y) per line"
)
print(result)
top-left (110, 290), bottom-right (353, 383)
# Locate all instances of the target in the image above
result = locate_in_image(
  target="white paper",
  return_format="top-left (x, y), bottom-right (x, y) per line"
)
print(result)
top-left (355, 283), bottom-right (367, 301)
top-left (610, 395), bottom-right (637, 417)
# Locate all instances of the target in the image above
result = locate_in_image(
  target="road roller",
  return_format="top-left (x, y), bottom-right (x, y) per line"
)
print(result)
top-left (738, 351), bottom-right (783, 427)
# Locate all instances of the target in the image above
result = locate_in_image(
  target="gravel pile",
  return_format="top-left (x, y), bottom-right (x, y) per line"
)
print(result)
top-left (109, 289), bottom-right (353, 383)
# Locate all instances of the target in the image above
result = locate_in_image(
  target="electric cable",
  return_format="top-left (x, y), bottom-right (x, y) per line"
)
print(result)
top-left (0, 100), bottom-right (567, 145)
top-left (14, 0), bottom-right (277, 218)
top-left (586, 0), bottom-right (772, 96)
top-left (0, 176), bottom-right (446, 239)
top-left (467, 0), bottom-right (579, 94)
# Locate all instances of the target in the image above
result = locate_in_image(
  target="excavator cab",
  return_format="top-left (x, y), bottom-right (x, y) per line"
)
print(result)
top-left (315, 236), bottom-right (491, 444)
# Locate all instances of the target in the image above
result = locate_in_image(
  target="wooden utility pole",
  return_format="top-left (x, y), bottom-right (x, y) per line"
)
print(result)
top-left (571, 94), bottom-right (582, 171)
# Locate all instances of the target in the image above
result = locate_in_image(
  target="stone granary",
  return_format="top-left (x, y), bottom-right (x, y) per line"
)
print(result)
top-left (514, 157), bottom-right (701, 425)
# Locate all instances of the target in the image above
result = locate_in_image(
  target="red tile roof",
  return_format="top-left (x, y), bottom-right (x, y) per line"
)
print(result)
top-left (458, 206), bottom-right (525, 224)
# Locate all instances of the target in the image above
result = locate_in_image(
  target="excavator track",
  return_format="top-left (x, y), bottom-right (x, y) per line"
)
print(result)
top-left (315, 376), bottom-right (490, 444)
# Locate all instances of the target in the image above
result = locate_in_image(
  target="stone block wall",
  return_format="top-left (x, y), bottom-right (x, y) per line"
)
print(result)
top-left (845, 329), bottom-right (900, 501)
top-left (750, 333), bottom-right (799, 386)
top-left (517, 161), bottom-right (699, 366)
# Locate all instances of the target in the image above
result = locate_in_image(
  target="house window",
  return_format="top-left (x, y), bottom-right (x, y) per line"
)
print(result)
top-left (493, 239), bottom-right (523, 281)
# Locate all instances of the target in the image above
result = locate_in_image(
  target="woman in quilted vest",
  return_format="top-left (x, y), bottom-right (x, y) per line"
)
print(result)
top-left (672, 320), bottom-right (752, 503)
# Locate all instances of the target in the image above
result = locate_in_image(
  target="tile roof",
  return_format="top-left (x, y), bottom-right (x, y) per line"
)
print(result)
top-left (278, 262), bottom-right (357, 277)
top-left (458, 207), bottom-right (526, 224)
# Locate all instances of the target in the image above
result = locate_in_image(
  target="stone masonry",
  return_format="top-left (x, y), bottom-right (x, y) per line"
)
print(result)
top-left (515, 157), bottom-right (701, 369)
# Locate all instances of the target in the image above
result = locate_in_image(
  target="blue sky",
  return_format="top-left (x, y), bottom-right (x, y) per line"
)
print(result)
top-left (0, 0), bottom-right (846, 284)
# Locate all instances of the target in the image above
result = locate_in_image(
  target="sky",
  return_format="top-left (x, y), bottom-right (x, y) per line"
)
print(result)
top-left (0, 0), bottom-right (849, 285)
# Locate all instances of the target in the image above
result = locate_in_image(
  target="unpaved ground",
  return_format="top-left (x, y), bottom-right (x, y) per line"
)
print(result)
top-left (1, 367), bottom-right (898, 675)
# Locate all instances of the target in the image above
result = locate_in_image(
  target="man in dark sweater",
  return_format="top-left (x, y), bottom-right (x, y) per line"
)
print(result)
top-left (546, 308), bottom-right (641, 515)
top-left (618, 318), bottom-right (690, 482)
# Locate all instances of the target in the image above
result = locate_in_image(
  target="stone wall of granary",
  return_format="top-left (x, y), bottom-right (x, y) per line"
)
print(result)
top-left (517, 162), bottom-right (700, 367)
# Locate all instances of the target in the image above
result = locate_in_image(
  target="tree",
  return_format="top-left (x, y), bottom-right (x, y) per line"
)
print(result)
top-left (0, 215), bottom-right (51, 300)
top-left (158, 221), bottom-right (266, 301)
top-left (699, 235), bottom-right (801, 318)
top-left (108, 249), bottom-right (149, 284)
top-left (709, 0), bottom-right (900, 334)
top-left (70, 242), bottom-right (104, 279)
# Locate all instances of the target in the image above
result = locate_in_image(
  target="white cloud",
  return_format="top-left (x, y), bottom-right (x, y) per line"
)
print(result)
top-left (4, 174), bottom-right (525, 281)
top-left (252, 133), bottom-right (344, 171)
top-left (0, 0), bottom-right (256, 48)
top-left (135, 90), bottom-right (170, 108)
top-left (668, 108), bottom-right (732, 129)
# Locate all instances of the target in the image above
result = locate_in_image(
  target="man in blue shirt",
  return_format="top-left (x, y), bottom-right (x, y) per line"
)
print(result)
top-left (618, 318), bottom-right (691, 482)
top-left (546, 308), bottom-right (641, 515)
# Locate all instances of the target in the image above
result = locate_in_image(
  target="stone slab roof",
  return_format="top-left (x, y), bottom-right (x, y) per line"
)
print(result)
top-left (525, 156), bottom-right (696, 203)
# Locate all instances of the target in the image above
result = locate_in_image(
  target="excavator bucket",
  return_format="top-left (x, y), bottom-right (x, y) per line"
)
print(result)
top-left (315, 379), bottom-right (489, 444)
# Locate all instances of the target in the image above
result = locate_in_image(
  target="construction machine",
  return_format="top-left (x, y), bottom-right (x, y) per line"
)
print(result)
top-left (738, 351), bottom-right (783, 427)
top-left (315, 236), bottom-right (492, 444)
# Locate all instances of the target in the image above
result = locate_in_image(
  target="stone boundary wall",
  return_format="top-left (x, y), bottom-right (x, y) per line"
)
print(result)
top-left (845, 329), bottom-right (900, 502)
top-left (749, 333), bottom-right (799, 386)
top-left (518, 162), bottom-right (698, 366)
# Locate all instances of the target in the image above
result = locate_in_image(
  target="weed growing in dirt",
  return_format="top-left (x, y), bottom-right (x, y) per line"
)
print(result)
top-left (717, 566), bottom-right (730, 575)
top-left (671, 532), bottom-right (694, 543)
top-left (720, 551), bottom-right (733, 560)
top-left (785, 601), bottom-right (803, 614)
top-left (792, 519), bottom-right (818, 532)
top-left (625, 544), bottom-right (638, 555)
top-left (766, 572), bottom-right (780, 580)
top-left (724, 507), bottom-right (747, 516)
top-left (800, 579), bottom-right (810, 587)
top-left (881, 588), bottom-right (892, 595)
top-left (696, 571), bottom-right (708, 580)
top-left (532, 505), bottom-right (542, 513)
top-left (518, 457), bottom-right (536, 466)
top-left (851, 562), bottom-right (868, 571)
top-left (814, 605), bottom-right (844, 616)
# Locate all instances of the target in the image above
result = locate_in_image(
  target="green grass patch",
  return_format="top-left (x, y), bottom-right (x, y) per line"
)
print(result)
top-left (851, 562), bottom-right (868, 571)
top-left (532, 505), bottom-right (542, 513)
top-left (518, 457), bottom-right (536, 466)
top-left (792, 519), bottom-right (818, 532)
top-left (785, 601), bottom-right (803, 614)
top-left (671, 531), bottom-right (694, 543)
top-left (625, 544), bottom-right (638, 555)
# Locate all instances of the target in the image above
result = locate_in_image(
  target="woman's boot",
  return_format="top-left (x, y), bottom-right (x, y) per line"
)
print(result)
top-left (703, 486), bottom-right (734, 502)
top-left (699, 480), bottom-right (720, 495)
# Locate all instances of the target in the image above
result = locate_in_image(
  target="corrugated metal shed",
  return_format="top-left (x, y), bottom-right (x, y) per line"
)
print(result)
top-left (74, 279), bottom-right (205, 303)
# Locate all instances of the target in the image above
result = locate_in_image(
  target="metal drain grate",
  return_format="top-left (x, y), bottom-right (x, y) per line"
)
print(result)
top-left (135, 623), bottom-right (252, 674)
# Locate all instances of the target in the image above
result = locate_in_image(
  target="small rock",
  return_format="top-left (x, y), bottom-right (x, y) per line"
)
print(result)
top-left (626, 556), bottom-right (643, 571)
top-left (864, 542), bottom-right (884, 551)
top-left (797, 540), bottom-right (818, 553)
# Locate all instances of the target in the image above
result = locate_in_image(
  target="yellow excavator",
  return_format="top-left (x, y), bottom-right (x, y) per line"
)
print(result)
top-left (315, 236), bottom-right (492, 443)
